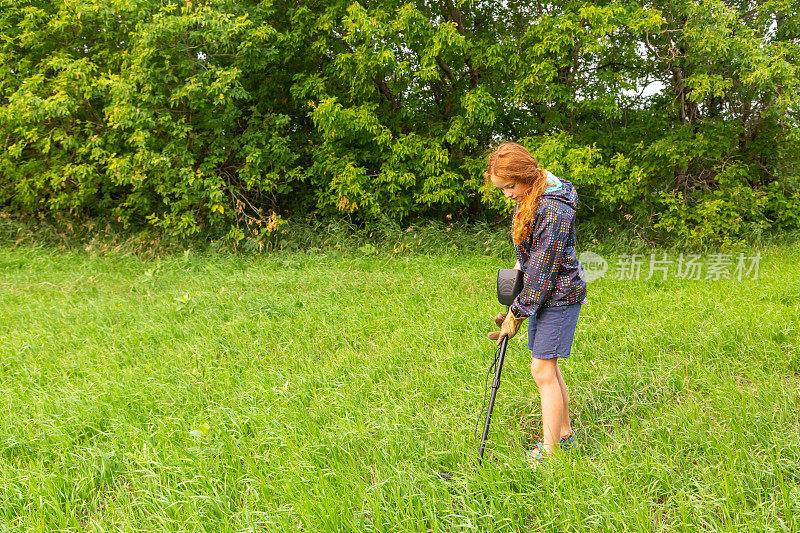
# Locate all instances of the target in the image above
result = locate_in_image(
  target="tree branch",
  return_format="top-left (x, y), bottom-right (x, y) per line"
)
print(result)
top-left (436, 57), bottom-right (456, 82)
top-left (372, 74), bottom-right (401, 111)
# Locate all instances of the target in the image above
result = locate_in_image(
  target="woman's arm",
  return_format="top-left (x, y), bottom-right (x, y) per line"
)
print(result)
top-left (509, 203), bottom-right (570, 319)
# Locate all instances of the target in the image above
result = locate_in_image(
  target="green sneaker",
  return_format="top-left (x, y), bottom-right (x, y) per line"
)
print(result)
top-left (524, 443), bottom-right (551, 468)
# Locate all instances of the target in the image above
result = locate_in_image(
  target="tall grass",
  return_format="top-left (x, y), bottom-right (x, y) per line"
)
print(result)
top-left (3, 212), bottom-right (799, 258)
top-left (0, 230), bottom-right (798, 531)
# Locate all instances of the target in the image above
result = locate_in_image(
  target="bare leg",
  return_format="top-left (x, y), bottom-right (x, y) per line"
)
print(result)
top-left (530, 358), bottom-right (563, 455)
top-left (554, 361), bottom-right (572, 440)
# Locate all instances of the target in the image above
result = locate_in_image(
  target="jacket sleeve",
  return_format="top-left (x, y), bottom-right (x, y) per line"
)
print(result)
top-left (510, 201), bottom-right (570, 319)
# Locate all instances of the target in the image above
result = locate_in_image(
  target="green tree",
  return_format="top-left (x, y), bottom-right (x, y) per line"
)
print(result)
top-left (2, 0), bottom-right (798, 244)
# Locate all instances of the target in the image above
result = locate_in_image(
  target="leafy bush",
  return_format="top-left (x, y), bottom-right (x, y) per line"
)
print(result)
top-left (1, 0), bottom-right (799, 246)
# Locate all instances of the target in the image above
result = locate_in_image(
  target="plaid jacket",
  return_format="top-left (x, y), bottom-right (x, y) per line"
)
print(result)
top-left (510, 172), bottom-right (587, 319)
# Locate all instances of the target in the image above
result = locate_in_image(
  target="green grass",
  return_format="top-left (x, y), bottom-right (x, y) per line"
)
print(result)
top-left (1, 240), bottom-right (799, 531)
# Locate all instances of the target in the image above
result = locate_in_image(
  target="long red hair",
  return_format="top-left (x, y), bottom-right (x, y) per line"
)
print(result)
top-left (484, 142), bottom-right (548, 245)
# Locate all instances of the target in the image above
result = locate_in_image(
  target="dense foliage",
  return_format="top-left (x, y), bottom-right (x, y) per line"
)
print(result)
top-left (2, 0), bottom-right (799, 245)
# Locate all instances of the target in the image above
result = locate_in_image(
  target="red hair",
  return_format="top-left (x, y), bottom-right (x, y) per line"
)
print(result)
top-left (484, 142), bottom-right (548, 245)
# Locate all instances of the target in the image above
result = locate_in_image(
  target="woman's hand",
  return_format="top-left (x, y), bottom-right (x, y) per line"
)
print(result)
top-left (487, 312), bottom-right (524, 346)
top-left (492, 312), bottom-right (506, 327)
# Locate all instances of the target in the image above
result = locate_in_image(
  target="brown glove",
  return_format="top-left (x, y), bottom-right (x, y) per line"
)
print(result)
top-left (487, 311), bottom-right (524, 346)
top-left (492, 312), bottom-right (506, 328)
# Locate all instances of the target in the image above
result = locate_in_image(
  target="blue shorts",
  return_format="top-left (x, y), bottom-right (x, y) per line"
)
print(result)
top-left (527, 303), bottom-right (582, 359)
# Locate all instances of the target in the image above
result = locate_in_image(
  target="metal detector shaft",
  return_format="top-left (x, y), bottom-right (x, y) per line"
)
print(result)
top-left (476, 268), bottom-right (523, 467)
top-left (477, 310), bottom-right (510, 466)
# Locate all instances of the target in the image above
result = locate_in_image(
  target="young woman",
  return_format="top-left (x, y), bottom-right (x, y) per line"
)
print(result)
top-left (485, 142), bottom-right (587, 462)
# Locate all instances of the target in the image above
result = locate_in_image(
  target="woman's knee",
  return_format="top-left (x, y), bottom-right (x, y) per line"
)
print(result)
top-left (530, 358), bottom-right (557, 386)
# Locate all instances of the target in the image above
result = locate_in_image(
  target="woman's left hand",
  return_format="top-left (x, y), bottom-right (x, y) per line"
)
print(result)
top-left (492, 312), bottom-right (506, 327)
top-left (488, 312), bottom-right (524, 346)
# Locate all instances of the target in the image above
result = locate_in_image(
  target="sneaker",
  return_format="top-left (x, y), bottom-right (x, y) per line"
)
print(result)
top-left (524, 443), bottom-right (551, 468)
top-left (559, 434), bottom-right (576, 449)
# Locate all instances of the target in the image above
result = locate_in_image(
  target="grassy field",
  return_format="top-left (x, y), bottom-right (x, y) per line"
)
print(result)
top-left (1, 238), bottom-right (799, 531)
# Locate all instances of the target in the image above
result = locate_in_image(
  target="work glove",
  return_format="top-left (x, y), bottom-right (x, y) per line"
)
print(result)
top-left (492, 312), bottom-right (506, 328)
top-left (487, 311), bottom-right (524, 346)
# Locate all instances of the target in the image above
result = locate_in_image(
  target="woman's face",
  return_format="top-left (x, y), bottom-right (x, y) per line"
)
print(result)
top-left (490, 174), bottom-right (531, 203)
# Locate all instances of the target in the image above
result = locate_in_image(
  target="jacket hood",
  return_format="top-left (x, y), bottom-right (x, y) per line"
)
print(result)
top-left (541, 170), bottom-right (578, 210)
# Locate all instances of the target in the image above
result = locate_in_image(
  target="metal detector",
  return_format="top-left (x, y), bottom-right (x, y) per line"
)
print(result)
top-left (476, 268), bottom-right (524, 467)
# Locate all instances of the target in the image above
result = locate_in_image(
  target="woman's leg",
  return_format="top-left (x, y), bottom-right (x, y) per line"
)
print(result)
top-left (554, 361), bottom-right (573, 439)
top-left (530, 358), bottom-right (563, 455)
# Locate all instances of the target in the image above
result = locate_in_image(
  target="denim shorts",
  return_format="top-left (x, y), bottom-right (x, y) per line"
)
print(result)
top-left (527, 303), bottom-right (582, 359)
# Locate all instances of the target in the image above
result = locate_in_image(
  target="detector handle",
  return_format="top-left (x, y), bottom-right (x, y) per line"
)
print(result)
top-left (496, 268), bottom-right (524, 306)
